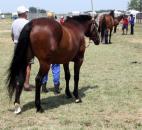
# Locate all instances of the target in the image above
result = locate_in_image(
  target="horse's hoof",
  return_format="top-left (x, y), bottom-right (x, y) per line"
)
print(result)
top-left (66, 94), bottom-right (72, 99)
top-left (14, 103), bottom-right (21, 114)
top-left (36, 107), bottom-right (44, 113)
top-left (75, 98), bottom-right (82, 103)
top-left (66, 92), bottom-right (72, 98)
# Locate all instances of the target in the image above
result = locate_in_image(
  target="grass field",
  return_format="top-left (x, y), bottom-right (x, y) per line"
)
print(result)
top-left (0, 19), bottom-right (142, 130)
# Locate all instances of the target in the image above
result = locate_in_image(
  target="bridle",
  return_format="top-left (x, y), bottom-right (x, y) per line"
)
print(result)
top-left (85, 19), bottom-right (99, 48)
top-left (89, 20), bottom-right (98, 40)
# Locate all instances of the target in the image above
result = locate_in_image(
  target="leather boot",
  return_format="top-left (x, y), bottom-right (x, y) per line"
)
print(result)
top-left (41, 83), bottom-right (49, 93)
top-left (54, 84), bottom-right (60, 95)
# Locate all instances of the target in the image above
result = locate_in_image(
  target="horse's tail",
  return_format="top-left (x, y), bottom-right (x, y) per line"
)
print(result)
top-left (6, 21), bottom-right (33, 99)
top-left (100, 15), bottom-right (107, 40)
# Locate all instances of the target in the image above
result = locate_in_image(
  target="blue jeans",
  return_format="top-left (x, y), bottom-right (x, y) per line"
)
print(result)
top-left (42, 64), bottom-right (60, 86)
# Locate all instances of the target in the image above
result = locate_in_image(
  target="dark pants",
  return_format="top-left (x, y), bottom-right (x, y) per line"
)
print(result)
top-left (130, 24), bottom-right (134, 35)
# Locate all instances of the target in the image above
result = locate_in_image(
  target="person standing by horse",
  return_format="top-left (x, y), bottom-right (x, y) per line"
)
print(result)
top-left (11, 6), bottom-right (33, 91)
top-left (122, 15), bottom-right (128, 35)
top-left (129, 14), bottom-right (135, 35)
top-left (60, 16), bottom-right (64, 24)
top-left (41, 13), bottom-right (61, 94)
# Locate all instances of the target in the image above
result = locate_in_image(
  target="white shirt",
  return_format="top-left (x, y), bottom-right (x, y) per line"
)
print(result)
top-left (11, 18), bottom-right (29, 44)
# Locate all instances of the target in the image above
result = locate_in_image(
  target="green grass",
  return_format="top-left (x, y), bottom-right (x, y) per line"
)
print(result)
top-left (0, 19), bottom-right (142, 130)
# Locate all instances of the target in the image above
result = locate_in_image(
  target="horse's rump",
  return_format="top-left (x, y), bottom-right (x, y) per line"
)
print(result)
top-left (30, 18), bottom-right (84, 64)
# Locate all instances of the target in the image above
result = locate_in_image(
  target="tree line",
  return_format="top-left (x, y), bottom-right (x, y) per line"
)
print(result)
top-left (29, 7), bottom-right (46, 13)
top-left (128, 0), bottom-right (142, 11)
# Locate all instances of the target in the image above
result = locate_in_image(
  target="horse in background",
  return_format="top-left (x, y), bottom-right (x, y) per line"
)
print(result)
top-left (6, 15), bottom-right (100, 114)
top-left (98, 10), bottom-right (114, 44)
top-left (113, 15), bottom-right (124, 33)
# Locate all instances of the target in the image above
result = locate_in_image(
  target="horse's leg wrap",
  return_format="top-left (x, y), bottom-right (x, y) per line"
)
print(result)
top-left (14, 103), bottom-right (21, 114)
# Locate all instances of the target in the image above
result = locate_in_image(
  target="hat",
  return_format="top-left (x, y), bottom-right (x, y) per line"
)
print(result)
top-left (47, 12), bottom-right (54, 18)
top-left (17, 6), bottom-right (29, 14)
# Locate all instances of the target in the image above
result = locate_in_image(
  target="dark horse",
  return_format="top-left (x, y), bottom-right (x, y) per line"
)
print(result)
top-left (6, 15), bottom-right (100, 114)
top-left (113, 15), bottom-right (124, 33)
top-left (98, 10), bottom-right (114, 44)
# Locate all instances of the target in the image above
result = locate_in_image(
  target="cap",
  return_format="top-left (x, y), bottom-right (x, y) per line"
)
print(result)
top-left (17, 6), bottom-right (29, 14)
top-left (47, 12), bottom-right (54, 18)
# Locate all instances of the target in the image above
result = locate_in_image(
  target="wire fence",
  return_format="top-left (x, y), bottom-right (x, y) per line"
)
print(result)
top-left (136, 13), bottom-right (142, 24)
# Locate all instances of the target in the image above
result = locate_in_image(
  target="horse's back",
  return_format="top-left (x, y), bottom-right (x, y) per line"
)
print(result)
top-left (30, 17), bottom-right (84, 64)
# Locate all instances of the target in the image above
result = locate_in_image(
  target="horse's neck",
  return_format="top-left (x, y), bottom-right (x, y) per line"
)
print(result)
top-left (65, 21), bottom-right (85, 32)
top-left (117, 16), bottom-right (123, 22)
top-left (109, 12), bottom-right (114, 19)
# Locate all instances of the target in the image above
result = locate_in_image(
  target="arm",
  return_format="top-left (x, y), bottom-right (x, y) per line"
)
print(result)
top-left (11, 31), bottom-right (14, 42)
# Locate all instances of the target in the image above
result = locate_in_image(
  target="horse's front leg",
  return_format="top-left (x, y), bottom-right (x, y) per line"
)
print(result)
top-left (63, 63), bottom-right (72, 98)
top-left (114, 26), bottom-right (117, 33)
top-left (35, 72), bottom-right (43, 112)
top-left (73, 60), bottom-right (83, 103)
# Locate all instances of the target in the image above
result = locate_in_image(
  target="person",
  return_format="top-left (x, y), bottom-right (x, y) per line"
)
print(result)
top-left (60, 16), bottom-right (64, 24)
top-left (11, 6), bottom-right (33, 91)
top-left (129, 14), bottom-right (135, 35)
top-left (122, 15), bottom-right (128, 35)
top-left (41, 13), bottom-right (61, 94)
top-left (41, 64), bottom-right (60, 94)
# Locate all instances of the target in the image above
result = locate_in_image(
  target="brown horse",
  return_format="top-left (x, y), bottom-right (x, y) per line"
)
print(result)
top-left (6, 15), bottom-right (100, 114)
top-left (113, 15), bottom-right (124, 33)
top-left (98, 10), bottom-right (114, 44)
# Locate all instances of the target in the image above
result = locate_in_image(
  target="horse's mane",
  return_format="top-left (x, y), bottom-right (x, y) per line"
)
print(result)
top-left (109, 10), bottom-right (114, 19)
top-left (65, 15), bottom-right (92, 23)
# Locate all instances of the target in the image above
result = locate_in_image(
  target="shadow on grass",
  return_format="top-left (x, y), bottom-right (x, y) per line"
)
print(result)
top-left (22, 85), bottom-right (99, 113)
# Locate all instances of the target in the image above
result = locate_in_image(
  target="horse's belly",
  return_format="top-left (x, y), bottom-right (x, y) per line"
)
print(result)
top-left (50, 52), bottom-right (77, 64)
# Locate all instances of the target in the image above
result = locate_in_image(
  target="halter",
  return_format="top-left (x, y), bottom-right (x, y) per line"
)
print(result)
top-left (85, 19), bottom-right (99, 48)
top-left (88, 20), bottom-right (98, 41)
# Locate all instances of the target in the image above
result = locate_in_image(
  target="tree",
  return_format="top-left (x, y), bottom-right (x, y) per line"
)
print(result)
top-left (128, 0), bottom-right (142, 11)
top-left (38, 9), bottom-right (46, 13)
top-left (29, 7), bottom-right (37, 13)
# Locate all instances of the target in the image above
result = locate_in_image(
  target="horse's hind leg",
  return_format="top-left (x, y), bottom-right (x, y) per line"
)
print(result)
top-left (100, 31), bottom-right (104, 43)
top-left (35, 64), bottom-right (50, 112)
top-left (73, 60), bottom-right (83, 103)
top-left (114, 26), bottom-right (117, 33)
top-left (105, 30), bottom-right (108, 44)
top-left (109, 29), bottom-right (112, 44)
top-left (14, 73), bottom-right (25, 114)
top-left (63, 63), bottom-right (72, 98)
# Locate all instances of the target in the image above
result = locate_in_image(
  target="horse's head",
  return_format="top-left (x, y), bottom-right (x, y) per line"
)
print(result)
top-left (65, 15), bottom-right (100, 45)
top-left (86, 19), bottom-right (100, 45)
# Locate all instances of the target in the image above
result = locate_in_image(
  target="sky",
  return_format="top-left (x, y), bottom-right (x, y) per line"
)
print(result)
top-left (0, 0), bottom-right (129, 13)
